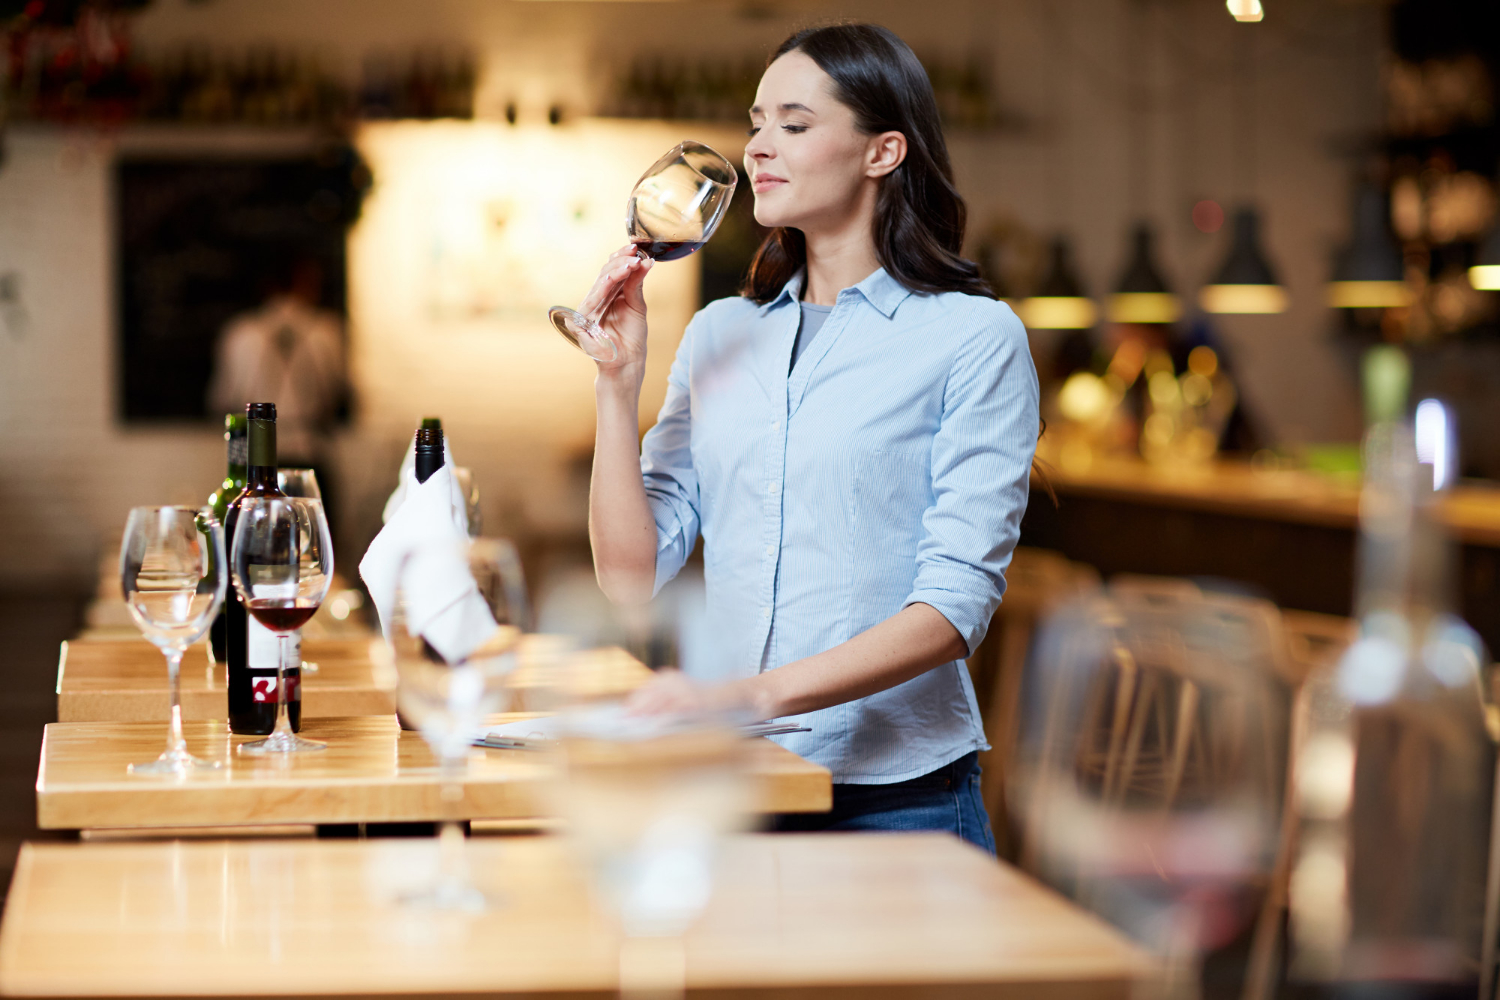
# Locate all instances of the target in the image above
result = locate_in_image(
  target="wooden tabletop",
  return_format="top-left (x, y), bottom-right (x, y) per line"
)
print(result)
top-left (1038, 453), bottom-right (1500, 546)
top-left (55, 634), bottom-right (651, 723)
top-left (0, 833), bottom-right (1151, 998)
top-left (36, 715), bottom-right (832, 830)
top-left (56, 636), bottom-right (395, 723)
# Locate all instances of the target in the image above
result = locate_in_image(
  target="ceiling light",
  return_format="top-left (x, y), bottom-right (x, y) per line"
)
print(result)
top-left (1200, 206), bottom-right (1288, 314)
top-left (1226, 0), bottom-right (1264, 22)
top-left (1108, 223), bottom-right (1181, 324)
top-left (1470, 222), bottom-right (1500, 290)
top-left (1019, 237), bottom-right (1097, 329)
top-left (1328, 185), bottom-right (1410, 308)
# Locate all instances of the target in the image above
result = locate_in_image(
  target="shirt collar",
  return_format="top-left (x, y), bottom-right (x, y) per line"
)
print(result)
top-left (759, 266), bottom-right (913, 319)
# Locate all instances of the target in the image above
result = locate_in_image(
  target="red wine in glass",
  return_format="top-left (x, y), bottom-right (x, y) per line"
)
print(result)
top-left (246, 599), bottom-right (322, 633)
top-left (631, 238), bottom-right (706, 262)
top-left (549, 141), bottom-right (736, 362)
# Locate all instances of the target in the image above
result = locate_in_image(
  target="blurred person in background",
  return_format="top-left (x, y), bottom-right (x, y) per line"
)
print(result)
top-left (208, 253), bottom-right (348, 533)
top-left (583, 23), bottom-right (1039, 853)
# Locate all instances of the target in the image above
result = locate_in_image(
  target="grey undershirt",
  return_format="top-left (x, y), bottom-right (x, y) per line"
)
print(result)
top-left (792, 302), bottom-right (834, 372)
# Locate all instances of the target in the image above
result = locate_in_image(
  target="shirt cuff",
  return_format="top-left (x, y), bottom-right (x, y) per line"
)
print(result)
top-left (903, 587), bottom-right (995, 657)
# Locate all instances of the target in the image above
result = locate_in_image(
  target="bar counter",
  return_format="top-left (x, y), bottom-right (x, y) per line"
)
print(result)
top-left (1022, 454), bottom-right (1500, 650)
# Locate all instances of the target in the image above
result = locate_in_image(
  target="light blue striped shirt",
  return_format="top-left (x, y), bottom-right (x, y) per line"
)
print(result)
top-left (641, 267), bottom-right (1039, 783)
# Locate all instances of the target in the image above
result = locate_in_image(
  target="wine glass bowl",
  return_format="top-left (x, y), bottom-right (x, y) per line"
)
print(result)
top-left (276, 468), bottom-right (322, 501)
top-left (120, 506), bottom-right (227, 775)
top-left (549, 140), bottom-right (737, 362)
top-left (230, 496), bottom-right (334, 755)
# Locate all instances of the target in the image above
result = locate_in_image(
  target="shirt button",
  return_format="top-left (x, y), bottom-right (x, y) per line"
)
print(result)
top-left (771, 420), bottom-right (780, 431)
top-left (761, 607), bottom-right (771, 619)
top-left (764, 545), bottom-right (775, 556)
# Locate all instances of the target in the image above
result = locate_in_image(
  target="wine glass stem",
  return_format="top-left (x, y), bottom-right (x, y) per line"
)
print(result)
top-left (164, 647), bottom-right (186, 759)
top-left (272, 634), bottom-right (293, 738)
top-left (585, 249), bottom-right (647, 325)
top-left (437, 758), bottom-right (466, 888)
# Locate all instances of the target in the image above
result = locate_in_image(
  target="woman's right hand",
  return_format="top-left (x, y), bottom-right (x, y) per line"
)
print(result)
top-left (581, 245), bottom-right (653, 378)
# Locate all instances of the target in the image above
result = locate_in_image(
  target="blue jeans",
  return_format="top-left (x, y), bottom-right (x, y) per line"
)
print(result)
top-left (772, 751), bottom-right (997, 856)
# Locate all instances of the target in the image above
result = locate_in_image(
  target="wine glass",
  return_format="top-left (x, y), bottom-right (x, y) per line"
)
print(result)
top-left (1013, 586), bottom-right (1289, 991)
top-left (390, 537), bottom-right (520, 910)
top-left (276, 468), bottom-right (322, 500)
top-left (120, 506), bottom-right (228, 775)
top-left (549, 141), bottom-right (737, 362)
top-left (274, 468), bottom-right (323, 673)
top-left (231, 496), bottom-right (334, 754)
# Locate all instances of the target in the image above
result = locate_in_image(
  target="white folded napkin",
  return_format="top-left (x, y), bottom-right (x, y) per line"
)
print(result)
top-left (382, 434), bottom-right (468, 533)
top-left (359, 464), bottom-right (497, 663)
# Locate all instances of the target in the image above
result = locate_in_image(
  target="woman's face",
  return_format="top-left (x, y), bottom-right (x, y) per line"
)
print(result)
top-left (745, 50), bottom-right (887, 233)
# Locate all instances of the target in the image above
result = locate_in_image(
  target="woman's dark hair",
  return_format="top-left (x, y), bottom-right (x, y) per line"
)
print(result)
top-left (741, 23), bottom-right (993, 303)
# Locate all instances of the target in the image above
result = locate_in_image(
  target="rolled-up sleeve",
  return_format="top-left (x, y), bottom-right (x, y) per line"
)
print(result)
top-left (640, 319), bottom-right (702, 597)
top-left (904, 301), bottom-right (1039, 654)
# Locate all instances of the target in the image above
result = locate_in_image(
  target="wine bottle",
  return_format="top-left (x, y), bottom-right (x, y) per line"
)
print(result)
top-left (414, 425), bottom-right (444, 483)
top-left (420, 416), bottom-right (441, 431)
top-left (225, 402), bottom-right (302, 735)
top-left (208, 414), bottom-right (248, 663)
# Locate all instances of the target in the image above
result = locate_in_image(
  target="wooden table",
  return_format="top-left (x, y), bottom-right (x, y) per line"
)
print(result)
top-left (56, 637), bottom-right (396, 723)
top-left (0, 833), bottom-right (1152, 998)
top-left (55, 634), bottom-right (650, 722)
top-left (36, 715), bottom-right (832, 831)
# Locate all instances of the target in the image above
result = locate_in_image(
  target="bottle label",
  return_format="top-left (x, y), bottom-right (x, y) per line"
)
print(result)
top-left (248, 617), bottom-right (281, 670)
top-left (251, 666), bottom-right (300, 703)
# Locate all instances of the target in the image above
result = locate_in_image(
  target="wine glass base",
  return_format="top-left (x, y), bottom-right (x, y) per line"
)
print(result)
top-left (128, 749), bottom-right (221, 776)
top-left (549, 306), bottom-right (618, 362)
top-left (238, 731), bottom-right (327, 755)
top-left (398, 878), bottom-right (492, 913)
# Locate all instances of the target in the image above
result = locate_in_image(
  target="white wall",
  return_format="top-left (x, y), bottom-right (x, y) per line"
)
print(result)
top-left (0, 0), bottom-right (1383, 590)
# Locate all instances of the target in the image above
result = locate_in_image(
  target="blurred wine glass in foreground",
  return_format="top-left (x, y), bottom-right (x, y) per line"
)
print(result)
top-left (1013, 585), bottom-right (1290, 992)
top-left (390, 537), bottom-right (520, 911)
top-left (276, 468), bottom-right (322, 500)
top-left (549, 141), bottom-right (736, 362)
top-left (121, 506), bottom-right (227, 775)
top-left (552, 712), bottom-right (751, 999)
top-left (231, 496), bottom-right (334, 754)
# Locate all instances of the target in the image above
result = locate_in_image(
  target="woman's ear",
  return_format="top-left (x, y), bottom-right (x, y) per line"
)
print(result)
top-left (865, 131), bottom-right (907, 178)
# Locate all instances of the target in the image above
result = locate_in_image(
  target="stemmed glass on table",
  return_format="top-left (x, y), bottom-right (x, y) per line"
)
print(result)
top-left (276, 468), bottom-right (323, 674)
top-left (231, 496), bottom-right (334, 754)
top-left (120, 506), bottom-right (228, 775)
top-left (548, 141), bottom-right (737, 362)
top-left (389, 537), bottom-right (521, 911)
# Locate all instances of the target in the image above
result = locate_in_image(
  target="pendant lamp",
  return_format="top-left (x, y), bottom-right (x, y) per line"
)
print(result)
top-left (1470, 222), bottom-right (1500, 291)
top-left (1019, 237), bottom-right (1097, 329)
top-left (1108, 223), bottom-right (1181, 324)
top-left (1328, 185), bottom-right (1410, 308)
top-left (1200, 206), bottom-right (1288, 314)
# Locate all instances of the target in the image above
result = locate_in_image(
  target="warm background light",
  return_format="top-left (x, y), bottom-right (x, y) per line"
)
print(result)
top-left (1019, 296), bottom-right (1098, 330)
top-left (1107, 292), bottom-right (1182, 324)
top-left (1326, 280), bottom-right (1412, 308)
top-left (1200, 283), bottom-right (1289, 314)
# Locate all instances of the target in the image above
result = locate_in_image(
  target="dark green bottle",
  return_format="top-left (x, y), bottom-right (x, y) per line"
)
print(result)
top-left (208, 414), bottom-right (248, 663)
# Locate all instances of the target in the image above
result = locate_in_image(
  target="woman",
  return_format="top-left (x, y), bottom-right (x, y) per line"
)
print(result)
top-left (582, 23), bottom-right (1038, 853)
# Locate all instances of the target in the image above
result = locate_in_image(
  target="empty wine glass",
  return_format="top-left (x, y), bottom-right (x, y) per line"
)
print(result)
top-left (549, 141), bottom-right (737, 362)
top-left (276, 468), bottom-right (322, 500)
top-left (231, 496), bottom-right (334, 754)
top-left (121, 506), bottom-right (228, 775)
top-left (390, 537), bottom-right (520, 911)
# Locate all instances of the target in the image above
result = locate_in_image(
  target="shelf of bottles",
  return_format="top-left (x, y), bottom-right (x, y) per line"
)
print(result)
top-left (0, 13), bottom-right (475, 127)
top-left (600, 53), bottom-right (1012, 133)
top-left (1368, 44), bottom-right (1500, 341)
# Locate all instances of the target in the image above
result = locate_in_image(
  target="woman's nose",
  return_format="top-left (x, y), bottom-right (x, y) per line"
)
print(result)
top-left (745, 131), bottom-right (772, 160)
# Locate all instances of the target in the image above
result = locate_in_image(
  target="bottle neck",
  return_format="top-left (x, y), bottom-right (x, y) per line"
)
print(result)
top-left (246, 418), bottom-right (278, 490)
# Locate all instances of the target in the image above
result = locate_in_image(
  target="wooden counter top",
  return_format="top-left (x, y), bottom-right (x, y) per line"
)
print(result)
top-left (36, 714), bottom-right (831, 830)
top-left (0, 833), bottom-right (1151, 998)
top-left (1038, 454), bottom-right (1500, 546)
